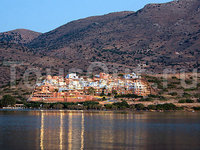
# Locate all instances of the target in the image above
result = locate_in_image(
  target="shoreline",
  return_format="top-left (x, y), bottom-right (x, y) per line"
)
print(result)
top-left (0, 108), bottom-right (198, 113)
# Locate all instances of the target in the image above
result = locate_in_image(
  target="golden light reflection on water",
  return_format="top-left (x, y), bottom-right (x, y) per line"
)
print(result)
top-left (39, 111), bottom-right (86, 150)
top-left (59, 112), bottom-right (63, 150)
top-left (40, 111), bottom-right (44, 150)
top-left (39, 111), bottom-right (65, 150)
top-left (68, 112), bottom-right (72, 150)
top-left (37, 111), bottom-right (153, 149)
top-left (1, 111), bottom-right (200, 150)
top-left (81, 113), bottom-right (84, 150)
top-left (38, 111), bottom-right (143, 149)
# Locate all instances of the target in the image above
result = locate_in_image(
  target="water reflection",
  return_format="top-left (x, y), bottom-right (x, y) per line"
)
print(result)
top-left (40, 111), bottom-right (44, 150)
top-left (39, 111), bottom-right (85, 150)
top-left (36, 111), bottom-right (200, 150)
top-left (68, 112), bottom-right (72, 150)
top-left (59, 112), bottom-right (63, 150)
top-left (0, 111), bottom-right (200, 150)
top-left (81, 113), bottom-right (84, 150)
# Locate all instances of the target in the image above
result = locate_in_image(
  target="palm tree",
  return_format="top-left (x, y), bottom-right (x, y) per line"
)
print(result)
top-left (112, 105), bottom-right (118, 110)
top-left (88, 104), bottom-right (93, 110)
top-left (98, 104), bottom-right (103, 110)
top-left (94, 104), bottom-right (98, 110)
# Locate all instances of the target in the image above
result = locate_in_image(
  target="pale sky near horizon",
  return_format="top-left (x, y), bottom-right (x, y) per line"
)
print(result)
top-left (0, 0), bottom-right (171, 33)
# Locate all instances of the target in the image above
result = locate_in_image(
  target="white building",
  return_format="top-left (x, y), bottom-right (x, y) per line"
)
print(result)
top-left (123, 72), bottom-right (138, 79)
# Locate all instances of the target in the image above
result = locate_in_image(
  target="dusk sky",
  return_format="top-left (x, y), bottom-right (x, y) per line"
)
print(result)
top-left (0, 0), bottom-right (170, 33)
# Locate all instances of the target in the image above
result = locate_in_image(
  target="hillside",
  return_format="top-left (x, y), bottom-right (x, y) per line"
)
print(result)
top-left (0, 0), bottom-right (200, 89)
top-left (0, 41), bottom-right (90, 87)
top-left (26, 0), bottom-right (200, 73)
top-left (0, 29), bottom-right (42, 44)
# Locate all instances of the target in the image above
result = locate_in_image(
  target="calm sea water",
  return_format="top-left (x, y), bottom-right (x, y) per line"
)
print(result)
top-left (0, 110), bottom-right (200, 150)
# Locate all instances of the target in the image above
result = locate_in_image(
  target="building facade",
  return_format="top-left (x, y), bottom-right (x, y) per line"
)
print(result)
top-left (28, 72), bottom-right (150, 102)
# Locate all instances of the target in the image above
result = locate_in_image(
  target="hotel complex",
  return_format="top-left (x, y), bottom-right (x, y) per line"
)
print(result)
top-left (28, 72), bottom-right (151, 103)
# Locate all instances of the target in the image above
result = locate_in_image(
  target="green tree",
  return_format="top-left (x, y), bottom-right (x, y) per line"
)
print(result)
top-left (93, 104), bottom-right (99, 110)
top-left (0, 100), bottom-right (2, 108)
top-left (43, 104), bottom-right (50, 109)
top-left (148, 105), bottom-right (156, 110)
top-left (182, 92), bottom-right (191, 98)
top-left (54, 89), bottom-right (59, 92)
top-left (88, 104), bottom-right (93, 109)
top-left (178, 99), bottom-right (186, 103)
top-left (110, 105), bottom-right (117, 110)
top-left (135, 103), bottom-right (145, 110)
top-left (67, 105), bottom-right (73, 110)
top-left (97, 104), bottom-right (103, 110)
top-left (193, 107), bottom-right (200, 110)
top-left (112, 90), bottom-right (117, 95)
top-left (100, 91), bottom-right (105, 96)
top-left (53, 104), bottom-right (64, 109)
top-left (105, 104), bottom-right (112, 109)
top-left (194, 93), bottom-right (200, 98)
top-left (178, 99), bottom-right (194, 103)
top-left (156, 103), bottom-right (176, 110)
top-left (89, 74), bottom-right (94, 78)
top-left (120, 106), bottom-right (127, 110)
top-left (186, 99), bottom-right (194, 103)
top-left (1, 94), bottom-right (16, 107)
top-left (88, 87), bottom-right (95, 95)
top-left (102, 97), bottom-right (106, 101)
top-left (118, 74), bottom-right (123, 77)
top-left (168, 92), bottom-right (177, 96)
top-left (121, 100), bottom-right (129, 108)
top-left (130, 105), bottom-right (135, 110)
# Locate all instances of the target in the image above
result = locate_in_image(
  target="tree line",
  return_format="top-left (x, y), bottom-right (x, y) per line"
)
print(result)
top-left (1, 94), bottom-right (200, 111)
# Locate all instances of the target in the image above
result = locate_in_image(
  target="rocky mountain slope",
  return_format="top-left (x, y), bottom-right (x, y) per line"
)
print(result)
top-left (0, 0), bottom-right (200, 87)
top-left (0, 29), bottom-right (41, 44)
top-left (26, 0), bottom-right (200, 71)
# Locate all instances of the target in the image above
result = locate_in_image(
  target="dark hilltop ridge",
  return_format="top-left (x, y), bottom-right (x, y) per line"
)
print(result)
top-left (0, 0), bottom-right (200, 86)
top-left (0, 29), bottom-right (42, 44)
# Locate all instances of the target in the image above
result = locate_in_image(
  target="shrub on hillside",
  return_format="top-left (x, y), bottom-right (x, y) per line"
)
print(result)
top-left (148, 94), bottom-right (159, 98)
top-left (140, 97), bottom-right (153, 101)
top-left (182, 92), bottom-right (191, 98)
top-left (184, 87), bottom-right (198, 91)
top-left (194, 93), bottom-right (200, 98)
top-left (178, 99), bottom-right (194, 103)
top-left (168, 83), bottom-right (176, 89)
top-left (168, 92), bottom-right (177, 96)
top-left (163, 88), bottom-right (169, 92)
top-left (172, 76), bottom-right (178, 79)
top-left (159, 96), bottom-right (167, 101)
top-left (186, 99), bottom-right (194, 103)
top-left (178, 100), bottom-right (186, 103)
